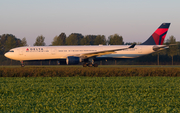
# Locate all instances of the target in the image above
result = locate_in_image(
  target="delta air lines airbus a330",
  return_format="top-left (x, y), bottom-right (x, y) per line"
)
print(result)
top-left (5, 23), bottom-right (170, 67)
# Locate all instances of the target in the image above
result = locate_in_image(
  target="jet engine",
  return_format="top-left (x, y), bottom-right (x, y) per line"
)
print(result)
top-left (66, 56), bottom-right (82, 65)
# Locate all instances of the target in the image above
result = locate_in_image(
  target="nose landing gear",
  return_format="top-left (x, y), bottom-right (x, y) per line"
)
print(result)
top-left (20, 61), bottom-right (25, 67)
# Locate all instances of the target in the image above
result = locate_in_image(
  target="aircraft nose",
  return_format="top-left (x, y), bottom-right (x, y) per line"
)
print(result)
top-left (4, 52), bottom-right (9, 58)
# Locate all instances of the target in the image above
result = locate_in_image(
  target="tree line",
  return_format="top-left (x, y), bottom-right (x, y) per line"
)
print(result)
top-left (0, 33), bottom-right (179, 65)
top-left (33, 33), bottom-right (124, 46)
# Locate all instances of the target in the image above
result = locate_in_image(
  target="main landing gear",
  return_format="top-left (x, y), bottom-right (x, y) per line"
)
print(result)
top-left (83, 62), bottom-right (98, 67)
top-left (82, 59), bottom-right (98, 67)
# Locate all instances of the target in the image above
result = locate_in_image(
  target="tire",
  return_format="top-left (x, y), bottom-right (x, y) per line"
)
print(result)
top-left (83, 63), bottom-right (87, 67)
top-left (88, 63), bottom-right (93, 67)
top-left (94, 63), bottom-right (98, 67)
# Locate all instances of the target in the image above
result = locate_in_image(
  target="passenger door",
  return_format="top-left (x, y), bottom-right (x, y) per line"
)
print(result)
top-left (19, 49), bottom-right (23, 55)
top-left (138, 47), bottom-right (142, 53)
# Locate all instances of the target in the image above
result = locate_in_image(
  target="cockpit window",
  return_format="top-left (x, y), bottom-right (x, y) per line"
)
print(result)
top-left (9, 50), bottom-right (14, 52)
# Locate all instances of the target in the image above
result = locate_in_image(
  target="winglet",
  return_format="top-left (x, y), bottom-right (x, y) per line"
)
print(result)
top-left (129, 44), bottom-right (136, 48)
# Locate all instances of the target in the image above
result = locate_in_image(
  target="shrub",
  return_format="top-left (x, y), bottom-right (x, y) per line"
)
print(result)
top-left (0, 67), bottom-right (180, 77)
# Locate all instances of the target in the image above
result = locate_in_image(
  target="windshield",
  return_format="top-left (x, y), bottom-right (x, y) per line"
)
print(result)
top-left (9, 50), bottom-right (14, 52)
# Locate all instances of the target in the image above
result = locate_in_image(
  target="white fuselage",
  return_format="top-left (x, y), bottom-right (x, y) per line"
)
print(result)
top-left (4, 45), bottom-right (160, 61)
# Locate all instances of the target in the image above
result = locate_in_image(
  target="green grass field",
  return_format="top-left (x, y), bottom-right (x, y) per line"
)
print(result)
top-left (0, 77), bottom-right (180, 112)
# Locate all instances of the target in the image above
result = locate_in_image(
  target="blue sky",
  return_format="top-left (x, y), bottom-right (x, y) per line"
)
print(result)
top-left (0, 0), bottom-right (179, 45)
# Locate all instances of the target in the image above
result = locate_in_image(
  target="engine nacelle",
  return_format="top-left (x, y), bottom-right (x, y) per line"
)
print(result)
top-left (66, 56), bottom-right (82, 65)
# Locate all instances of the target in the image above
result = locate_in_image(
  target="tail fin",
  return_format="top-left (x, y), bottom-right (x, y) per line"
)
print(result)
top-left (141, 23), bottom-right (170, 45)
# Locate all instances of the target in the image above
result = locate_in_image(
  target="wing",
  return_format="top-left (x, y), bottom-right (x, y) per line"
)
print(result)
top-left (78, 44), bottom-right (136, 59)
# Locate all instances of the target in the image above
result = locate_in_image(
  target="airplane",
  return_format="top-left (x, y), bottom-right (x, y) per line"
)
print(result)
top-left (4, 23), bottom-right (170, 67)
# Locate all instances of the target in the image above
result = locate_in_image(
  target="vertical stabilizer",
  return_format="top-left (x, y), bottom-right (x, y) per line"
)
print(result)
top-left (141, 23), bottom-right (170, 45)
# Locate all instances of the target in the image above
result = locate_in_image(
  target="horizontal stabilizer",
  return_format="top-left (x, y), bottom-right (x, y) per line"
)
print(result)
top-left (153, 45), bottom-right (168, 51)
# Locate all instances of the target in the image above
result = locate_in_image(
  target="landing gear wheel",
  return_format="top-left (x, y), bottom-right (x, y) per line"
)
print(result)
top-left (20, 61), bottom-right (25, 67)
top-left (83, 63), bottom-right (87, 67)
top-left (21, 64), bottom-right (25, 67)
top-left (88, 63), bottom-right (93, 67)
top-left (94, 63), bottom-right (98, 67)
